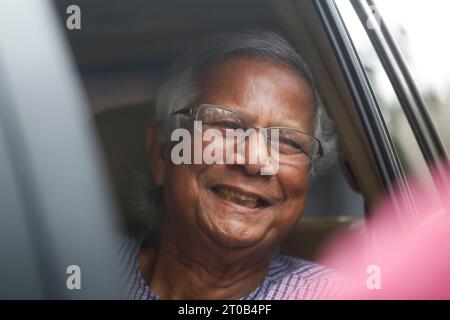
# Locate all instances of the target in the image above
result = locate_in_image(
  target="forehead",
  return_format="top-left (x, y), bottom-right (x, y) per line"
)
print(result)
top-left (195, 57), bottom-right (315, 132)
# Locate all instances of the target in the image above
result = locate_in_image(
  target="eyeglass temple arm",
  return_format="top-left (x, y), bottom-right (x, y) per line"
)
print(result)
top-left (171, 108), bottom-right (193, 116)
top-left (317, 144), bottom-right (324, 159)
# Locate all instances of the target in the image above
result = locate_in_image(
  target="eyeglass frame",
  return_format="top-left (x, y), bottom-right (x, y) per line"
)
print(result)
top-left (170, 103), bottom-right (324, 162)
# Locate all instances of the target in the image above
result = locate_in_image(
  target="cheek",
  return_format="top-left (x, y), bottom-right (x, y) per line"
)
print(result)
top-left (276, 164), bottom-right (310, 221)
top-left (164, 164), bottom-right (201, 215)
top-left (163, 160), bottom-right (215, 218)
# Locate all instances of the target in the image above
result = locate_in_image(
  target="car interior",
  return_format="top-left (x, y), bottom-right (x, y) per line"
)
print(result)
top-left (55, 0), bottom-right (389, 261)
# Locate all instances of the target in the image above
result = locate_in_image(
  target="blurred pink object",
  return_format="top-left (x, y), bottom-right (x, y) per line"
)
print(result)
top-left (316, 166), bottom-right (450, 299)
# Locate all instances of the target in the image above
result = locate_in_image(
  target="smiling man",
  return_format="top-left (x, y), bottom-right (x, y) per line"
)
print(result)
top-left (120, 31), bottom-right (341, 300)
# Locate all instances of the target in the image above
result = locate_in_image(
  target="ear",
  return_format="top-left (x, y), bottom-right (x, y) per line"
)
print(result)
top-left (145, 123), bottom-right (167, 186)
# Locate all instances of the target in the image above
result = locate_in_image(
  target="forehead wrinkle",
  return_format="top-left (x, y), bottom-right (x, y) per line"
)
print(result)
top-left (239, 77), bottom-right (275, 125)
top-left (197, 57), bottom-right (314, 132)
top-left (239, 65), bottom-right (314, 132)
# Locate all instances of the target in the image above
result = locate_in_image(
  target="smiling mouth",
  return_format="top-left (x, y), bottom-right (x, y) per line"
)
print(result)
top-left (211, 186), bottom-right (269, 209)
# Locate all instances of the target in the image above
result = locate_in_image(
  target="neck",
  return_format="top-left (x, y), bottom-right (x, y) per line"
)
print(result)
top-left (139, 225), bottom-right (273, 300)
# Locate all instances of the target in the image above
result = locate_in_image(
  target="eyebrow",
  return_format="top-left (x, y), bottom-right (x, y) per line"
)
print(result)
top-left (269, 119), bottom-right (311, 133)
top-left (219, 104), bottom-right (312, 133)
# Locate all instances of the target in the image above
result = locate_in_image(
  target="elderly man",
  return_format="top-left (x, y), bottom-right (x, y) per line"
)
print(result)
top-left (120, 31), bottom-right (339, 299)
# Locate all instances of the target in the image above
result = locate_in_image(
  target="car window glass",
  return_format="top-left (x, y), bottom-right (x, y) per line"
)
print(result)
top-left (374, 0), bottom-right (450, 156)
top-left (335, 0), bottom-right (433, 184)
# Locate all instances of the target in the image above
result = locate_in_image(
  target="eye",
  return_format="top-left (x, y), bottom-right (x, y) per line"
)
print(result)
top-left (210, 120), bottom-right (243, 130)
top-left (276, 137), bottom-right (307, 155)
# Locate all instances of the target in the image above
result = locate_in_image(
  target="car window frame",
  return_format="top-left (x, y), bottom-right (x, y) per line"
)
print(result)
top-left (350, 0), bottom-right (450, 194)
top-left (313, 0), bottom-right (418, 226)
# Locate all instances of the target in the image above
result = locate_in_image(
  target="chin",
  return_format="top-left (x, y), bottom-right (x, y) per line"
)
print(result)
top-left (199, 217), bottom-right (270, 249)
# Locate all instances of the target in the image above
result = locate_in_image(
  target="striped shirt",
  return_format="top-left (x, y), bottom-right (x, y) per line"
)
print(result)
top-left (118, 238), bottom-right (343, 300)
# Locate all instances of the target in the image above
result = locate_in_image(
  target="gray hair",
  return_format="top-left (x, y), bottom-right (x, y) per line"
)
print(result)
top-left (130, 31), bottom-right (337, 238)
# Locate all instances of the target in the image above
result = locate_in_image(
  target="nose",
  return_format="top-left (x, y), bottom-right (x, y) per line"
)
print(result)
top-left (234, 130), bottom-right (270, 176)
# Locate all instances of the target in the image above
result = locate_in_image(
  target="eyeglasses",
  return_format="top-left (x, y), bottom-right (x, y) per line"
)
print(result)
top-left (171, 104), bottom-right (323, 164)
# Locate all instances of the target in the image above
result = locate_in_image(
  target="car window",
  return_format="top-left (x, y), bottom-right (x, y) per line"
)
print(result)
top-left (373, 0), bottom-right (450, 156)
top-left (335, 0), bottom-right (433, 182)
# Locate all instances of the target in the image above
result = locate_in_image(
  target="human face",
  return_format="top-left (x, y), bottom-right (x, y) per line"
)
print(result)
top-left (153, 57), bottom-right (315, 251)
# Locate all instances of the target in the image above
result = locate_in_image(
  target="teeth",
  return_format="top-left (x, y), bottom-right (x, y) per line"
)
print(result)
top-left (214, 187), bottom-right (259, 208)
